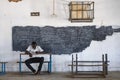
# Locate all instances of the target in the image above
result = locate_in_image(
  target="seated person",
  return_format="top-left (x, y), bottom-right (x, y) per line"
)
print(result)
top-left (25, 41), bottom-right (45, 75)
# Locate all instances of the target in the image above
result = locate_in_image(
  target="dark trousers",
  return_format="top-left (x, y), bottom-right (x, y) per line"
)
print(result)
top-left (25, 57), bottom-right (44, 73)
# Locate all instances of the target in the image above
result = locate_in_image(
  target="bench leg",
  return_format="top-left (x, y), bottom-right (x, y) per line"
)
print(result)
top-left (49, 54), bottom-right (52, 73)
top-left (19, 54), bottom-right (22, 73)
top-left (0, 63), bottom-right (6, 75)
top-left (48, 62), bottom-right (50, 73)
top-left (3, 63), bottom-right (6, 73)
top-left (2, 63), bottom-right (4, 73)
top-left (19, 63), bottom-right (21, 72)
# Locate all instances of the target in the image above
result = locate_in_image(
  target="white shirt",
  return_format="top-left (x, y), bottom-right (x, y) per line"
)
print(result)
top-left (26, 45), bottom-right (44, 54)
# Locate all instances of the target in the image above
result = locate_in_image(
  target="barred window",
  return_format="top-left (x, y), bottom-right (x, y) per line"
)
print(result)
top-left (69, 1), bottom-right (94, 22)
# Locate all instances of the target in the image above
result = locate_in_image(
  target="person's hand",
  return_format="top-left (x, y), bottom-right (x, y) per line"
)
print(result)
top-left (25, 51), bottom-right (30, 54)
top-left (29, 53), bottom-right (33, 57)
top-left (36, 51), bottom-right (40, 54)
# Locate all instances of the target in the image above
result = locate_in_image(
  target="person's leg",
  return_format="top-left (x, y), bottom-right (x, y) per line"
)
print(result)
top-left (36, 57), bottom-right (44, 74)
top-left (25, 57), bottom-right (44, 74)
top-left (25, 58), bottom-right (38, 73)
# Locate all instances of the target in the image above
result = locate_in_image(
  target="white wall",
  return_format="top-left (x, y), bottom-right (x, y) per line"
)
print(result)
top-left (0, 0), bottom-right (120, 72)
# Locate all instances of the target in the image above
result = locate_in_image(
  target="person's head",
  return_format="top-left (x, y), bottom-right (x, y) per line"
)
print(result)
top-left (31, 41), bottom-right (37, 49)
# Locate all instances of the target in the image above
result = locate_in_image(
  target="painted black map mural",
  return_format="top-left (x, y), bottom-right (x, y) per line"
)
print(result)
top-left (12, 26), bottom-right (120, 54)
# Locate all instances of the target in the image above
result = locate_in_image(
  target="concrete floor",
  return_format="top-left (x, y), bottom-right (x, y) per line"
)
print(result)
top-left (0, 71), bottom-right (120, 80)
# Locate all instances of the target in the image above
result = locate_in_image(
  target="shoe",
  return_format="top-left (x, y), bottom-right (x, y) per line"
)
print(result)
top-left (32, 70), bottom-right (36, 74)
top-left (34, 71), bottom-right (41, 75)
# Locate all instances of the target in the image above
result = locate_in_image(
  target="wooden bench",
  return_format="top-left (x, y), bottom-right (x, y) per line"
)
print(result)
top-left (0, 62), bottom-right (8, 75)
top-left (17, 53), bottom-right (52, 73)
top-left (68, 54), bottom-right (109, 78)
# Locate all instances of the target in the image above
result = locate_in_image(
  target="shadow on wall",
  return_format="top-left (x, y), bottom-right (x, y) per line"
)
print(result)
top-left (12, 26), bottom-right (120, 54)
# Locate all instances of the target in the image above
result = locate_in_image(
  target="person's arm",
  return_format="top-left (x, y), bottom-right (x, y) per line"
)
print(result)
top-left (35, 51), bottom-right (46, 54)
top-left (25, 50), bottom-right (30, 54)
top-left (25, 51), bottom-right (32, 57)
top-left (25, 46), bottom-right (33, 57)
top-left (35, 46), bottom-right (45, 54)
